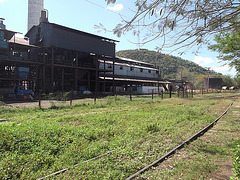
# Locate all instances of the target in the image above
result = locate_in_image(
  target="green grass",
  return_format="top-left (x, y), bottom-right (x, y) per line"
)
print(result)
top-left (138, 93), bottom-right (240, 180)
top-left (0, 93), bottom-right (239, 179)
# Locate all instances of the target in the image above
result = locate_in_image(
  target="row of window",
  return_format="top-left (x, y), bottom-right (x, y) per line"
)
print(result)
top-left (107, 64), bottom-right (159, 74)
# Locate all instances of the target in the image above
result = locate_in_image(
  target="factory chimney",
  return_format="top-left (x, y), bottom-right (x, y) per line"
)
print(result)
top-left (28, 0), bottom-right (44, 31)
top-left (40, 9), bottom-right (49, 23)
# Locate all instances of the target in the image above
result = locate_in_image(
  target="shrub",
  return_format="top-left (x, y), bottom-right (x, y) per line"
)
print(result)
top-left (231, 140), bottom-right (240, 179)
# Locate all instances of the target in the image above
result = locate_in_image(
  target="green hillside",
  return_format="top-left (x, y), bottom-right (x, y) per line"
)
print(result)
top-left (116, 49), bottom-right (220, 81)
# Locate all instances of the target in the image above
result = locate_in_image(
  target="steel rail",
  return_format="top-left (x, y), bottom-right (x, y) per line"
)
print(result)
top-left (36, 94), bottom-right (238, 180)
top-left (0, 119), bottom-right (8, 122)
top-left (125, 97), bottom-right (237, 180)
top-left (36, 151), bottom-right (113, 180)
top-left (37, 127), bottom-right (171, 179)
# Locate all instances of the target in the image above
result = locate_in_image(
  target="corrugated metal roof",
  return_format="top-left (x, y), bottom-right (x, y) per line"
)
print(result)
top-left (26, 22), bottom-right (119, 43)
top-left (9, 37), bottom-right (29, 46)
top-left (98, 59), bottom-right (158, 70)
top-left (99, 76), bottom-right (170, 84)
top-left (51, 23), bottom-right (119, 43)
top-left (0, 29), bottom-right (16, 40)
top-left (116, 56), bottom-right (154, 66)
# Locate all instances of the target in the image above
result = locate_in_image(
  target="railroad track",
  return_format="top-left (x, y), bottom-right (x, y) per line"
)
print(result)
top-left (36, 94), bottom-right (238, 180)
top-left (126, 96), bottom-right (238, 179)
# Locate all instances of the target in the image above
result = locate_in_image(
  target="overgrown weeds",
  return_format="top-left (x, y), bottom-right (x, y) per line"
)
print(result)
top-left (0, 93), bottom-right (239, 179)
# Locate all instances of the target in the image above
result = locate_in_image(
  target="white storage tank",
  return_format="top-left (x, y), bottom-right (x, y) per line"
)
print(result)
top-left (28, 0), bottom-right (44, 31)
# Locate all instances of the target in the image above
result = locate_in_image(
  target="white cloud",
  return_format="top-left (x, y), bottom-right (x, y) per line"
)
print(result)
top-left (193, 56), bottom-right (215, 66)
top-left (193, 56), bottom-right (236, 76)
top-left (0, 0), bottom-right (5, 3)
top-left (214, 64), bottom-right (231, 72)
top-left (211, 64), bottom-right (234, 73)
top-left (106, 4), bottom-right (123, 12)
top-left (209, 64), bottom-right (236, 76)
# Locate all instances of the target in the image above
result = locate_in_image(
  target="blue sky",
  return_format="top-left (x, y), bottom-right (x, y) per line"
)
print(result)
top-left (0, 0), bottom-right (237, 76)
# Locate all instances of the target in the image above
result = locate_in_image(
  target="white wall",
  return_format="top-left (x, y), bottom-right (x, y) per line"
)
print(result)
top-left (99, 62), bottom-right (159, 79)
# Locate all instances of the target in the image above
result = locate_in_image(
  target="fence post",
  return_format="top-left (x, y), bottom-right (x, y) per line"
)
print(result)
top-left (70, 89), bottom-right (73, 106)
top-left (186, 87), bottom-right (188, 98)
top-left (169, 85), bottom-right (172, 98)
top-left (94, 91), bottom-right (97, 104)
top-left (130, 88), bottom-right (132, 101)
top-left (38, 89), bottom-right (42, 109)
top-left (152, 89), bottom-right (154, 100)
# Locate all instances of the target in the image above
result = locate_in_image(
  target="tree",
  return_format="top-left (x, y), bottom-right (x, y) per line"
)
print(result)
top-left (105, 0), bottom-right (240, 53)
top-left (208, 31), bottom-right (240, 73)
top-left (175, 67), bottom-right (196, 82)
top-left (195, 74), bottom-right (209, 89)
top-left (221, 75), bottom-right (236, 86)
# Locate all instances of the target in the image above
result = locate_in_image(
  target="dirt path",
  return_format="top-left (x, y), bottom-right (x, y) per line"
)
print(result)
top-left (136, 97), bottom-right (240, 179)
top-left (0, 99), bottom-right (92, 109)
top-left (207, 101), bottom-right (240, 179)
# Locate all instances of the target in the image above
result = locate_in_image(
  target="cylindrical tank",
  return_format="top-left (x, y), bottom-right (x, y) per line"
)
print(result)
top-left (0, 18), bottom-right (6, 41)
top-left (0, 18), bottom-right (6, 29)
top-left (28, 0), bottom-right (44, 31)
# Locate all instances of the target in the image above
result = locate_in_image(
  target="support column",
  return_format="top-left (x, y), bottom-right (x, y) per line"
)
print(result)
top-left (75, 52), bottom-right (79, 91)
top-left (88, 71), bottom-right (91, 90)
top-left (103, 57), bottom-right (106, 94)
top-left (95, 56), bottom-right (99, 93)
top-left (62, 68), bottom-right (64, 92)
top-left (43, 48), bottom-right (46, 93)
top-left (51, 47), bottom-right (54, 92)
top-left (113, 57), bottom-right (115, 96)
top-left (35, 65), bottom-right (39, 91)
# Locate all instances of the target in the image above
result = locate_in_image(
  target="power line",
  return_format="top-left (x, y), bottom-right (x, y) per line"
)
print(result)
top-left (84, 0), bottom-right (130, 19)
top-left (84, 0), bottom-right (142, 49)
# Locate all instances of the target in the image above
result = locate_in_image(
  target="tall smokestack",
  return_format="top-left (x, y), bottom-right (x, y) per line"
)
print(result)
top-left (28, 0), bottom-right (44, 31)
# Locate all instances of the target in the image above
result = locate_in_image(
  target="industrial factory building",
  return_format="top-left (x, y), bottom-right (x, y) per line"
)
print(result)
top-left (0, 10), bottom-right (165, 97)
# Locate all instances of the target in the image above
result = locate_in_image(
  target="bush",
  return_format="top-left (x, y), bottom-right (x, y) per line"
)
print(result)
top-left (231, 140), bottom-right (240, 179)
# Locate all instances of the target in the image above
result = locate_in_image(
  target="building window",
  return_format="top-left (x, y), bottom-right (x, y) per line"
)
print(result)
top-left (120, 66), bottom-right (123, 70)
top-left (148, 70), bottom-right (151, 73)
top-left (130, 67), bottom-right (134, 71)
top-left (108, 64), bottom-right (112, 68)
top-left (140, 68), bottom-right (143, 72)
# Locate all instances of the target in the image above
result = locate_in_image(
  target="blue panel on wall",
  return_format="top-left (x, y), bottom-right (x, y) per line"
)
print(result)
top-left (0, 41), bottom-right (8, 49)
top-left (15, 67), bottom-right (29, 79)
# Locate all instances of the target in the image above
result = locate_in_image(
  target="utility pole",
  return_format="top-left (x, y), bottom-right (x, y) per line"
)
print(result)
top-left (207, 67), bottom-right (210, 93)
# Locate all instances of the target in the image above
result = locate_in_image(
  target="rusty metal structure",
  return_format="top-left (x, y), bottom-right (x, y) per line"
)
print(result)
top-left (0, 18), bottom-right (38, 91)
top-left (0, 14), bottom-right (165, 97)
top-left (204, 77), bottom-right (223, 90)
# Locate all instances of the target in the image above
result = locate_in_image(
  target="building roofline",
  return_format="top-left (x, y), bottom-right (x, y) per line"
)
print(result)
top-left (0, 29), bottom-right (18, 40)
top-left (116, 56), bottom-right (155, 66)
top-left (25, 22), bottom-right (119, 43)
